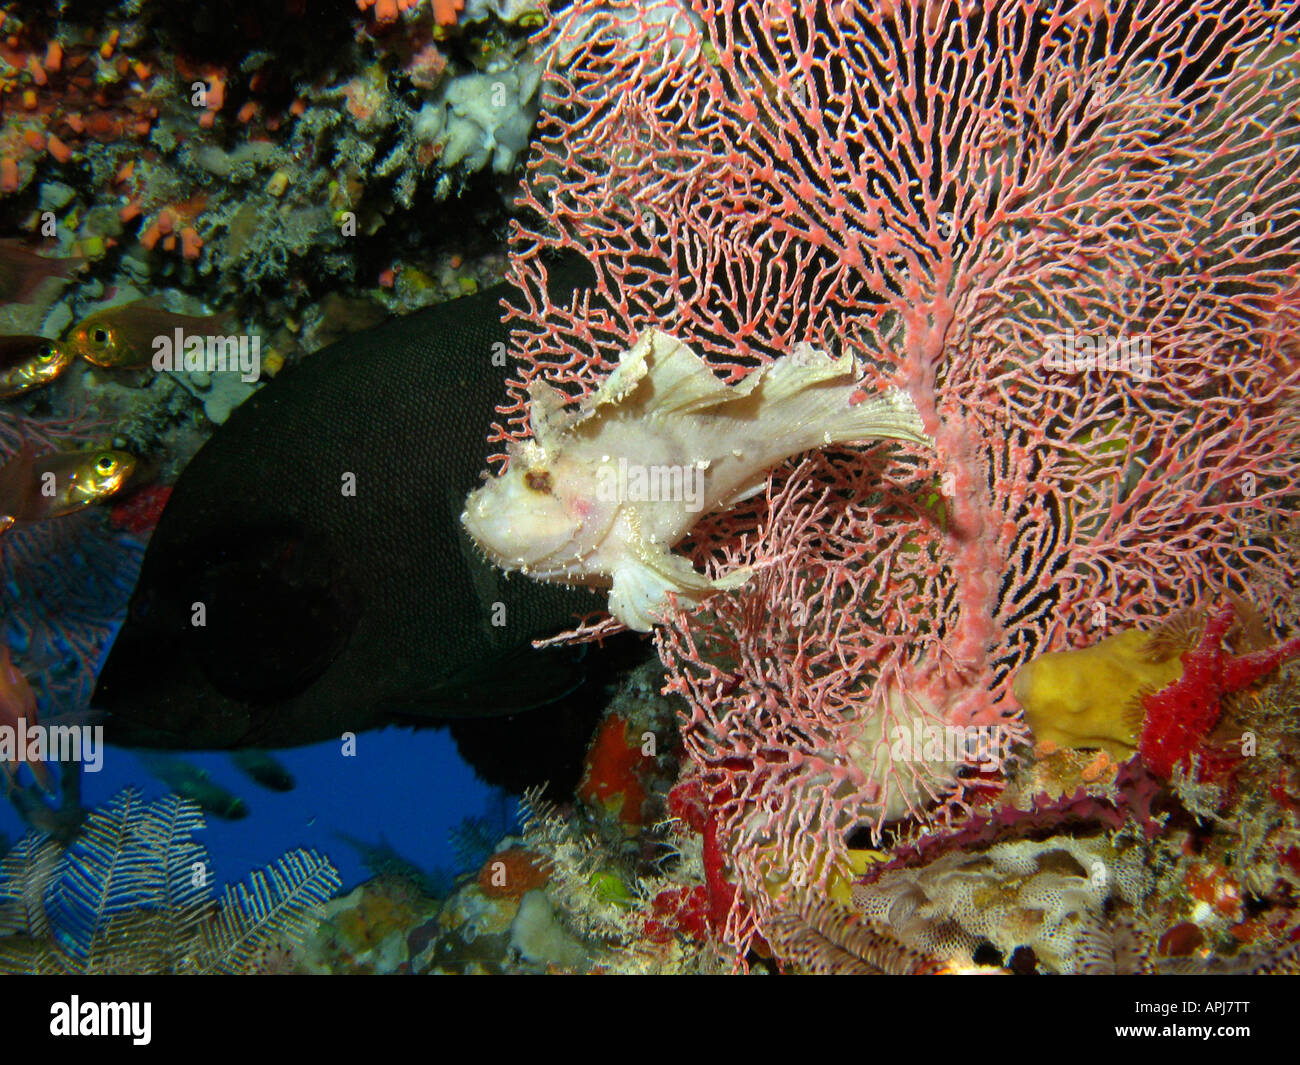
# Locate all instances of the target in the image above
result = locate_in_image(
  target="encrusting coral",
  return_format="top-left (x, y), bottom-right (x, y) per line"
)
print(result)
top-left (848, 834), bottom-right (1148, 974)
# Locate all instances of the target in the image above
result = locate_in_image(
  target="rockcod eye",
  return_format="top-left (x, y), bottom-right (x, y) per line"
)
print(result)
top-left (524, 469), bottom-right (553, 494)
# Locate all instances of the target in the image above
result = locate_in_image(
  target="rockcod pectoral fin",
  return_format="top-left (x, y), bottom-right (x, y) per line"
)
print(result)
top-left (608, 543), bottom-right (751, 632)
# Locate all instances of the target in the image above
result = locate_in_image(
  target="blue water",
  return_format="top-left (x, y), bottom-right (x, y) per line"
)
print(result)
top-left (0, 725), bottom-right (501, 895)
top-left (0, 510), bottom-right (508, 896)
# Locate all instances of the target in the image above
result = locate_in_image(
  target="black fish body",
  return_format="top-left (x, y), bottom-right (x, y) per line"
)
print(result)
top-left (93, 266), bottom-right (618, 749)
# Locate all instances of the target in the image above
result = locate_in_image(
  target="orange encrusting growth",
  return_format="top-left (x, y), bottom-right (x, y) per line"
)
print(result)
top-left (356, 0), bottom-right (426, 25)
top-left (0, 22), bottom-right (161, 197)
top-left (477, 847), bottom-right (549, 900)
top-left (577, 714), bottom-right (648, 826)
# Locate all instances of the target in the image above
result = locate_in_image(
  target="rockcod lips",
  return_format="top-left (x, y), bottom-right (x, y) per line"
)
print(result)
top-left (92, 260), bottom-right (620, 749)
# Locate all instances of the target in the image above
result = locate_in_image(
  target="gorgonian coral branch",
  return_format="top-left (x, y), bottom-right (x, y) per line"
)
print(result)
top-left (503, 0), bottom-right (1300, 953)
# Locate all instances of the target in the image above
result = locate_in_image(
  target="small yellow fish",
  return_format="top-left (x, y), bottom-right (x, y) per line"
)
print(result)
top-left (0, 335), bottom-right (74, 398)
top-left (64, 300), bottom-right (228, 370)
top-left (0, 445), bottom-right (136, 527)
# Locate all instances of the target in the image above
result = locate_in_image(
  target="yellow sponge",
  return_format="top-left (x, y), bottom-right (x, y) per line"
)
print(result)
top-left (1012, 628), bottom-right (1183, 759)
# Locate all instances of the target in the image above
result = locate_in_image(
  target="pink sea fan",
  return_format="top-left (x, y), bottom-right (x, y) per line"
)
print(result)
top-left (499, 0), bottom-right (1300, 948)
top-left (0, 406), bottom-right (107, 459)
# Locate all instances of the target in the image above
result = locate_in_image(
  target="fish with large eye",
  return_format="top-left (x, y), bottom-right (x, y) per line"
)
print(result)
top-left (0, 445), bottom-right (137, 534)
top-left (47, 449), bottom-right (137, 516)
top-left (75, 321), bottom-right (117, 365)
top-left (63, 300), bottom-right (230, 370)
top-left (0, 335), bottom-right (74, 398)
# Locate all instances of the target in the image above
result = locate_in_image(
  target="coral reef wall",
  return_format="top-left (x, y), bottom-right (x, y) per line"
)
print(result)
top-left (1, 0), bottom-right (543, 326)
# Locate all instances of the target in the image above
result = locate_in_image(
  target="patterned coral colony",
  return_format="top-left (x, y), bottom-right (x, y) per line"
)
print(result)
top-left (1, 0), bottom-right (1299, 977)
